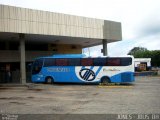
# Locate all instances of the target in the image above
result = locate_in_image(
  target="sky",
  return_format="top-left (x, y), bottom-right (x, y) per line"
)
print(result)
top-left (0, 0), bottom-right (160, 56)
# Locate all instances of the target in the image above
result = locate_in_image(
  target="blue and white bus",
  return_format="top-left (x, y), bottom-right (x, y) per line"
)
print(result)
top-left (31, 54), bottom-right (135, 84)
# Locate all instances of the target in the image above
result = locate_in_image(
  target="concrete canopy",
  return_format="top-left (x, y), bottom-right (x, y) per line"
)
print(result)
top-left (0, 32), bottom-right (101, 47)
top-left (0, 5), bottom-right (122, 47)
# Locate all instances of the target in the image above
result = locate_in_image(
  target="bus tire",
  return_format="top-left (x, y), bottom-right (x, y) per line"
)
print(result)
top-left (45, 77), bottom-right (54, 84)
top-left (101, 77), bottom-right (110, 85)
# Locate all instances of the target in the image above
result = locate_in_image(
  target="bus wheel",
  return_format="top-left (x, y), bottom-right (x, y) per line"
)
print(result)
top-left (101, 77), bottom-right (110, 85)
top-left (45, 77), bottom-right (53, 84)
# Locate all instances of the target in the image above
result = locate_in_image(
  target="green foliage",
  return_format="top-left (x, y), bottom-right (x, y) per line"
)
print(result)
top-left (128, 47), bottom-right (160, 67)
top-left (128, 47), bottom-right (148, 56)
top-left (150, 50), bottom-right (160, 66)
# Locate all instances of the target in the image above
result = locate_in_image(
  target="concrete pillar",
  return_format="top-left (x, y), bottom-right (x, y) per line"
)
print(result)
top-left (102, 39), bottom-right (108, 56)
top-left (19, 34), bottom-right (26, 84)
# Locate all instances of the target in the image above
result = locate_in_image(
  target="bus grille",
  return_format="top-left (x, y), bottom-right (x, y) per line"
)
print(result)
top-left (121, 73), bottom-right (131, 82)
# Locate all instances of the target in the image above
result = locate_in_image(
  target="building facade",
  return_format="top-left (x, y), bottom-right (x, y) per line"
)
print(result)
top-left (0, 4), bottom-right (122, 84)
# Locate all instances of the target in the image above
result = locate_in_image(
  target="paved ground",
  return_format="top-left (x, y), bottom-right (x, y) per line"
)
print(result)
top-left (0, 76), bottom-right (160, 114)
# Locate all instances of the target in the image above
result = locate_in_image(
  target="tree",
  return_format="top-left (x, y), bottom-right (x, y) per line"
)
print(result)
top-left (150, 50), bottom-right (160, 66)
top-left (128, 47), bottom-right (148, 56)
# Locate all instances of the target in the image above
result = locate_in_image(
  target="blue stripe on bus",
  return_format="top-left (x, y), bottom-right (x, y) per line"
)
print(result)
top-left (81, 66), bottom-right (85, 69)
top-left (95, 66), bottom-right (102, 75)
top-left (110, 72), bottom-right (134, 83)
top-left (90, 66), bottom-right (94, 70)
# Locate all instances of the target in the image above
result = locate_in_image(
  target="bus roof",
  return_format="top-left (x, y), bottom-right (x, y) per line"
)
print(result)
top-left (37, 54), bottom-right (87, 59)
top-left (34, 54), bottom-right (134, 60)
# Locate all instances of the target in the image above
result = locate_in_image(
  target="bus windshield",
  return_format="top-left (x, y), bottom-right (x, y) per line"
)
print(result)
top-left (32, 59), bottom-right (43, 75)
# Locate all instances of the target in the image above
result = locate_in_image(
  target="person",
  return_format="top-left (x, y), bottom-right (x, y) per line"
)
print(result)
top-left (5, 64), bottom-right (11, 83)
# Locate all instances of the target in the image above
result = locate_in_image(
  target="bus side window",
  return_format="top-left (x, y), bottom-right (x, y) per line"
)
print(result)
top-left (44, 58), bottom-right (55, 67)
top-left (93, 58), bottom-right (106, 66)
top-left (107, 58), bottom-right (120, 66)
top-left (121, 58), bottom-right (132, 66)
top-left (81, 58), bottom-right (93, 66)
top-left (56, 59), bottom-right (68, 66)
top-left (68, 58), bottom-right (80, 66)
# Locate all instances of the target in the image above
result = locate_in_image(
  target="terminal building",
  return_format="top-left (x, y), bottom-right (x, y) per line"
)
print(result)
top-left (0, 4), bottom-right (122, 84)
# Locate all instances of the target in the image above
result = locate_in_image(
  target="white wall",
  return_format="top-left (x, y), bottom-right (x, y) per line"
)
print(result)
top-left (134, 58), bottom-right (151, 67)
